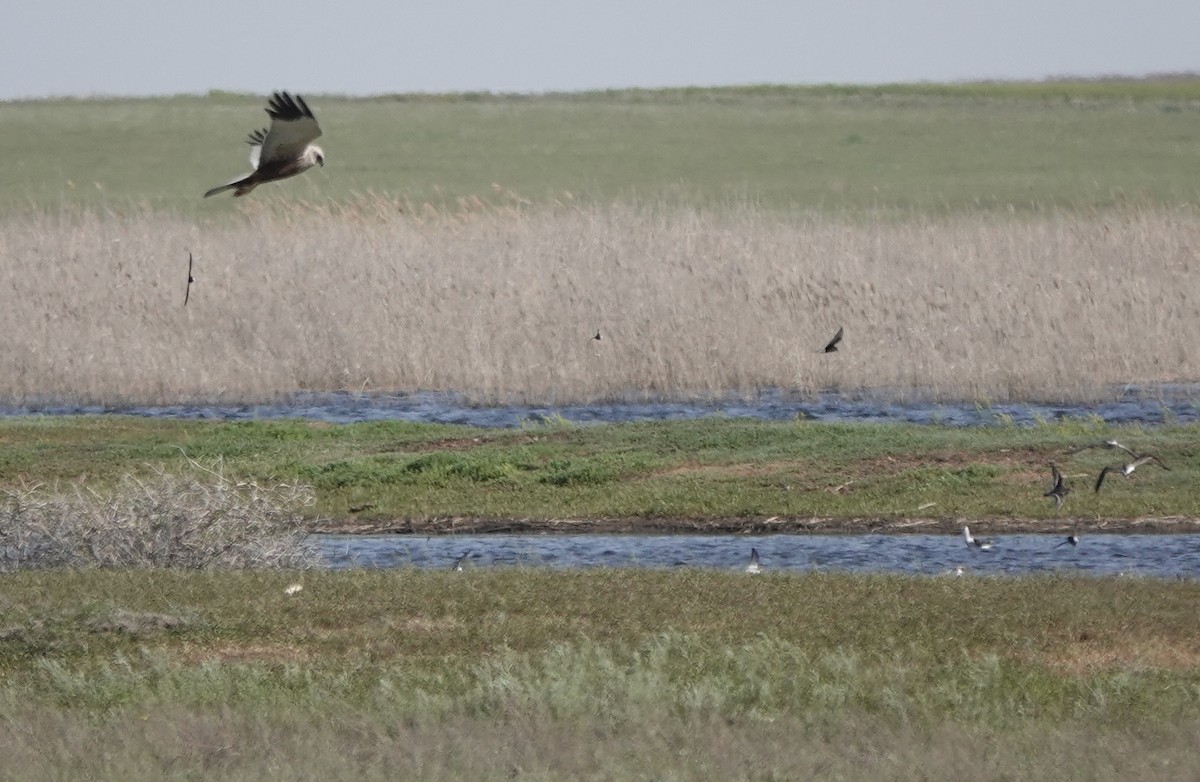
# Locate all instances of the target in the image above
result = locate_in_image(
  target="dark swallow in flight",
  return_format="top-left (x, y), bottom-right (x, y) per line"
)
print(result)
top-left (821, 326), bottom-right (843, 353)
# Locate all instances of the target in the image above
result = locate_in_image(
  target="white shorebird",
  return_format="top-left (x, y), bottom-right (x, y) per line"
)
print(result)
top-left (1043, 463), bottom-right (1071, 508)
top-left (1094, 453), bottom-right (1170, 493)
top-left (745, 547), bottom-right (763, 574)
top-left (451, 552), bottom-right (471, 572)
top-left (962, 525), bottom-right (995, 550)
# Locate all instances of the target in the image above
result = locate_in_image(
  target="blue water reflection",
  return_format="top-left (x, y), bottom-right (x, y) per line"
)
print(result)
top-left (5, 385), bottom-right (1198, 427)
top-left (315, 533), bottom-right (1200, 579)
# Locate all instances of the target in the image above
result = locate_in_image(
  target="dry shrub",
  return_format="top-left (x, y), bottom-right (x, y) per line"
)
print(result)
top-left (0, 461), bottom-right (317, 571)
top-left (1, 199), bottom-right (1198, 405)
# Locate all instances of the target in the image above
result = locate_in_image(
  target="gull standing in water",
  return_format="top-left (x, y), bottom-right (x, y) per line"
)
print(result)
top-left (962, 526), bottom-right (995, 550)
top-left (1094, 453), bottom-right (1170, 493)
top-left (1043, 463), bottom-right (1071, 508)
top-left (745, 547), bottom-right (763, 574)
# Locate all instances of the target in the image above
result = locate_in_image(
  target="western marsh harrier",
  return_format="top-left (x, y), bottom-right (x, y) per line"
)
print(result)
top-left (204, 92), bottom-right (324, 197)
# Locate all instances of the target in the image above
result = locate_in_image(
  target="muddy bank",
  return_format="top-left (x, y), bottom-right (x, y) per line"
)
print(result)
top-left (317, 515), bottom-right (1200, 536)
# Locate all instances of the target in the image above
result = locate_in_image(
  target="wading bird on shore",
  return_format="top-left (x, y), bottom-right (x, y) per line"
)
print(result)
top-left (183, 251), bottom-right (194, 306)
top-left (962, 526), bottom-right (994, 550)
top-left (204, 92), bottom-right (324, 198)
top-left (1043, 463), bottom-right (1071, 508)
top-left (1094, 453), bottom-right (1170, 493)
top-left (821, 326), bottom-right (844, 353)
top-left (745, 547), bottom-right (762, 574)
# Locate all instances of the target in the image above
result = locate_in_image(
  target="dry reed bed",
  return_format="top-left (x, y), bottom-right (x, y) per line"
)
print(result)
top-left (1, 201), bottom-right (1197, 405)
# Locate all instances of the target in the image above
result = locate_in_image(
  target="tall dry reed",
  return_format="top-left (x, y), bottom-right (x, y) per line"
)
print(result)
top-left (1, 199), bottom-right (1196, 405)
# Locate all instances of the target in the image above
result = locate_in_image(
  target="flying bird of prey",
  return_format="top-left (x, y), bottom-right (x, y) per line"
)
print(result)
top-left (1043, 463), bottom-right (1071, 508)
top-left (745, 547), bottom-right (763, 574)
top-left (821, 326), bottom-right (844, 353)
top-left (204, 92), bottom-right (324, 198)
top-left (451, 551), bottom-right (471, 572)
top-left (183, 251), bottom-right (194, 306)
top-left (593, 330), bottom-right (602, 342)
top-left (1094, 453), bottom-right (1170, 493)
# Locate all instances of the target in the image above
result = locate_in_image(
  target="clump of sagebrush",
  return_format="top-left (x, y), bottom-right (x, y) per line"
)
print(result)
top-left (0, 460), bottom-right (317, 570)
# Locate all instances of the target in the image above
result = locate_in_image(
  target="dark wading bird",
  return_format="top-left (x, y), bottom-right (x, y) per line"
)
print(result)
top-left (821, 326), bottom-right (844, 353)
top-left (204, 92), bottom-right (324, 198)
top-left (184, 251), bottom-right (194, 306)
top-left (1094, 453), bottom-right (1171, 493)
top-left (1043, 463), bottom-right (1071, 508)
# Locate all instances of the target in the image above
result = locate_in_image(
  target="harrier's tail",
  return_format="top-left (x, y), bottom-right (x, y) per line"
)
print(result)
top-left (203, 174), bottom-right (254, 198)
top-left (203, 182), bottom-right (238, 198)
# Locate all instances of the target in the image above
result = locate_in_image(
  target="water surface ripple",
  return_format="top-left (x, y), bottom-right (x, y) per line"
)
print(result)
top-left (6, 385), bottom-right (1199, 427)
top-left (315, 533), bottom-right (1200, 579)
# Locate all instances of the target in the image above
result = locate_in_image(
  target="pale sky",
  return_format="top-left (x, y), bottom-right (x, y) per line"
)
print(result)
top-left (3, 1), bottom-right (1199, 99)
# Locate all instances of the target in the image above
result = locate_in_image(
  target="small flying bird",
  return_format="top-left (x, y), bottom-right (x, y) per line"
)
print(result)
top-left (962, 525), bottom-right (994, 550)
top-left (821, 326), bottom-right (844, 353)
top-left (1043, 463), bottom-right (1071, 508)
top-left (745, 547), bottom-right (763, 574)
top-left (1094, 453), bottom-right (1171, 493)
top-left (451, 551), bottom-right (471, 572)
top-left (184, 250), bottom-right (195, 306)
top-left (204, 92), bottom-right (325, 198)
top-left (593, 330), bottom-right (602, 341)
top-left (1066, 439), bottom-right (1136, 459)
top-left (1055, 533), bottom-right (1080, 548)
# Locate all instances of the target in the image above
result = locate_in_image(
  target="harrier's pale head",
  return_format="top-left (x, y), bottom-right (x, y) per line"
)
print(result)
top-left (204, 92), bottom-right (325, 198)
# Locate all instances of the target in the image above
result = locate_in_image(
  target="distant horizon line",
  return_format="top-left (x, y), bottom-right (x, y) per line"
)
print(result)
top-left (4, 71), bottom-right (1200, 104)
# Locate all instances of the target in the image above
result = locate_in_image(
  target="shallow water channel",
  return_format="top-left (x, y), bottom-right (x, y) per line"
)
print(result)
top-left (314, 533), bottom-right (1200, 579)
top-left (7, 385), bottom-right (1200, 427)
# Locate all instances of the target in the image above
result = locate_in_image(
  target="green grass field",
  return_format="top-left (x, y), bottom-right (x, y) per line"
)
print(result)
top-left (2, 417), bottom-right (1196, 527)
top-left (1, 569), bottom-right (1199, 779)
top-left (4, 81), bottom-right (1200, 215)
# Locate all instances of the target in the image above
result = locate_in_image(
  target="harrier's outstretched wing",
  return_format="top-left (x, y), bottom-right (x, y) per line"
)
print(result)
top-left (259, 92), bottom-right (322, 166)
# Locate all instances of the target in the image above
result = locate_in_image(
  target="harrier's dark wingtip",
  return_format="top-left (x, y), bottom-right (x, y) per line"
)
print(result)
top-left (266, 91), bottom-right (314, 122)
